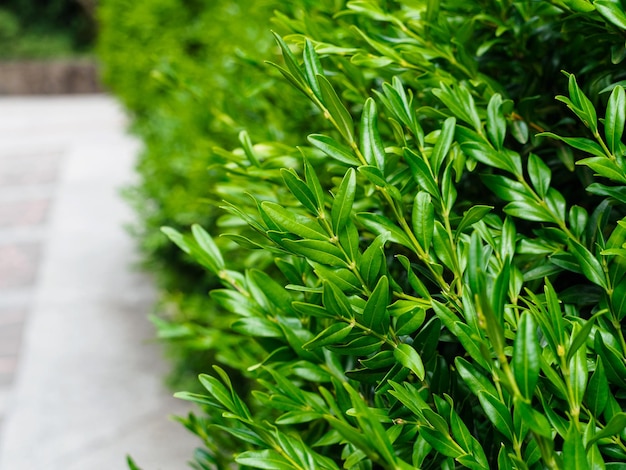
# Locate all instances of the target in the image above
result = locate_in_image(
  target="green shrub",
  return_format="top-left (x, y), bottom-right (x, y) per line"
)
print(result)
top-left (98, 0), bottom-right (338, 386)
top-left (0, 0), bottom-right (94, 58)
top-left (145, 0), bottom-right (626, 468)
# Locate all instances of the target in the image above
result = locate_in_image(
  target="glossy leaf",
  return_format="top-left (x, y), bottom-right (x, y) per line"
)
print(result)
top-left (362, 275), bottom-right (390, 333)
top-left (331, 168), bottom-right (356, 232)
top-left (360, 98), bottom-right (387, 172)
top-left (394, 343), bottom-right (425, 380)
top-left (302, 322), bottom-right (353, 350)
top-left (317, 74), bottom-right (355, 144)
top-left (564, 423), bottom-right (590, 470)
top-left (412, 191), bottom-right (434, 250)
top-left (605, 85), bottom-right (625, 156)
top-left (308, 134), bottom-right (361, 166)
top-left (513, 311), bottom-right (540, 399)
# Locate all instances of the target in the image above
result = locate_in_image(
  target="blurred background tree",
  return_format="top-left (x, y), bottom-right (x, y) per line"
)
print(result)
top-left (0, 0), bottom-right (96, 58)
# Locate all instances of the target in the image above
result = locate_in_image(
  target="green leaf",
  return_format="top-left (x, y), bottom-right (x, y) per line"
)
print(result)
top-left (232, 317), bottom-right (284, 337)
top-left (456, 205), bottom-right (493, 235)
top-left (308, 134), bottom-right (361, 166)
top-left (283, 239), bottom-right (347, 267)
top-left (564, 423), bottom-right (590, 470)
top-left (433, 221), bottom-right (457, 271)
top-left (561, 73), bottom-right (598, 134)
top-left (528, 153), bottom-right (551, 198)
top-left (577, 157), bottom-right (626, 183)
top-left (586, 358), bottom-right (609, 416)
top-left (357, 212), bottom-right (414, 250)
top-left (236, 449), bottom-right (294, 470)
top-left (323, 281), bottom-right (354, 319)
top-left (461, 139), bottom-right (520, 175)
top-left (431, 117), bottom-right (456, 174)
top-left (404, 147), bottom-right (439, 197)
top-left (418, 427), bottom-right (464, 458)
top-left (455, 357), bottom-right (499, 397)
top-left (191, 224), bottom-right (225, 272)
top-left (303, 38), bottom-right (323, 99)
top-left (261, 202), bottom-right (328, 241)
top-left (567, 239), bottom-right (608, 289)
top-left (358, 165), bottom-right (387, 187)
top-left (513, 311), bottom-right (540, 399)
top-left (487, 93), bottom-right (506, 150)
top-left (271, 32), bottom-right (307, 90)
top-left (281, 169), bottom-right (318, 214)
top-left (568, 323), bottom-right (589, 409)
top-left (395, 307), bottom-right (426, 336)
top-left (594, 332), bottom-right (626, 388)
top-left (567, 313), bottom-right (600, 363)
top-left (360, 98), bottom-right (387, 171)
top-left (361, 233), bottom-right (388, 288)
top-left (362, 275), bottom-right (390, 333)
top-left (412, 192), bottom-right (434, 250)
top-left (513, 398), bottom-right (552, 438)
top-left (605, 85), bottom-right (625, 156)
top-left (303, 322), bottom-right (353, 350)
top-left (331, 168), bottom-right (356, 232)
top-left (595, 0), bottom-right (626, 29)
top-left (538, 132), bottom-right (606, 157)
top-left (317, 74), bottom-right (355, 144)
top-left (161, 226), bottom-right (190, 254)
top-left (586, 413), bottom-right (626, 448)
top-left (477, 391), bottom-right (514, 441)
top-left (503, 200), bottom-right (554, 223)
top-left (394, 343), bottom-right (425, 380)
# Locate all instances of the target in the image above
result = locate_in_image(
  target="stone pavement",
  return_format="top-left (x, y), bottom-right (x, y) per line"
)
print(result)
top-left (0, 96), bottom-right (196, 469)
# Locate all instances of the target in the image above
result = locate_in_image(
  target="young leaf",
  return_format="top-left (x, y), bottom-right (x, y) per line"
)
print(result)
top-left (431, 117), bottom-right (456, 174)
top-left (412, 191), bottom-right (435, 250)
top-left (361, 233), bottom-right (387, 288)
top-left (394, 343), bottom-right (425, 380)
top-left (331, 168), bottom-right (356, 232)
top-left (303, 38), bottom-right (323, 99)
top-left (456, 205), bottom-right (493, 235)
top-left (360, 98), bottom-right (387, 172)
top-left (605, 85), bottom-right (625, 156)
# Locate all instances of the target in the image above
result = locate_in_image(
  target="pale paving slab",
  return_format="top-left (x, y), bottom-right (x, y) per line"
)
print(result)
top-left (0, 96), bottom-right (197, 470)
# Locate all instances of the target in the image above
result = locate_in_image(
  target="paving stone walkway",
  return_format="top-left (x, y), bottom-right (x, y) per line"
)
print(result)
top-left (0, 96), bottom-right (196, 469)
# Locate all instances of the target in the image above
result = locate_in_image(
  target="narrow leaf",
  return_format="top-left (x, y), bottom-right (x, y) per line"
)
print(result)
top-left (331, 168), bottom-right (357, 232)
top-left (318, 74), bottom-right (355, 144)
top-left (513, 311), bottom-right (540, 399)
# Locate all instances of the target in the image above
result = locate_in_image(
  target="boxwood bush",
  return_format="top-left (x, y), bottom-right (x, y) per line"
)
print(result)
top-left (108, 0), bottom-right (626, 468)
top-left (98, 0), bottom-right (334, 385)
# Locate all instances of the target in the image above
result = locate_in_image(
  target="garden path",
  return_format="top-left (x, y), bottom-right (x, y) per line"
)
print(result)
top-left (0, 96), bottom-right (195, 469)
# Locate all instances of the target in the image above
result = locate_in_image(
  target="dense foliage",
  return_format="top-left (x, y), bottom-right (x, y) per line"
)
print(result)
top-left (103, 0), bottom-right (626, 468)
top-left (98, 0), bottom-right (327, 385)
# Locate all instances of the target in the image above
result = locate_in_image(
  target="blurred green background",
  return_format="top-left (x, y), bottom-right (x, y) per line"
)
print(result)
top-left (0, 0), bottom-right (96, 58)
